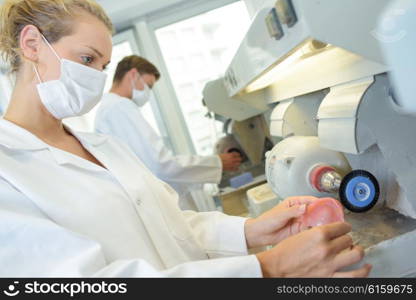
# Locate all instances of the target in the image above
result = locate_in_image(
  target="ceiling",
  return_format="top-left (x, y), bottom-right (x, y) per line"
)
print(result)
top-left (96, 0), bottom-right (187, 30)
top-left (0, 0), bottom-right (187, 30)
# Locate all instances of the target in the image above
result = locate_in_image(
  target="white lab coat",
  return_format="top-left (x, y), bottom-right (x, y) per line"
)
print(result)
top-left (0, 119), bottom-right (261, 277)
top-left (94, 93), bottom-right (222, 208)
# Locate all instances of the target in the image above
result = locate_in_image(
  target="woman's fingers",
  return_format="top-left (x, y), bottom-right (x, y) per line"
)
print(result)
top-left (284, 196), bottom-right (318, 207)
top-left (329, 234), bottom-right (354, 254)
top-left (333, 264), bottom-right (372, 278)
top-left (263, 205), bottom-right (307, 231)
top-left (319, 222), bottom-right (352, 240)
top-left (281, 204), bottom-right (307, 219)
top-left (333, 245), bottom-right (365, 271)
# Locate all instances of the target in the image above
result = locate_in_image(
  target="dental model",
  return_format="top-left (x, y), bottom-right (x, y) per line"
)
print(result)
top-left (301, 198), bottom-right (345, 228)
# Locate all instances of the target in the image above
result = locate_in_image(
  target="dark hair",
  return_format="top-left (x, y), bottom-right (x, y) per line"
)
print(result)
top-left (113, 55), bottom-right (161, 83)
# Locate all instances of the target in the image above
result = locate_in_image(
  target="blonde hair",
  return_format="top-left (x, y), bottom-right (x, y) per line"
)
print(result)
top-left (0, 0), bottom-right (114, 73)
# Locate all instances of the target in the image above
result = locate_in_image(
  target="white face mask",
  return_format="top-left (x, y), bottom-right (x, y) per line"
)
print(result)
top-left (131, 75), bottom-right (151, 107)
top-left (33, 35), bottom-right (107, 120)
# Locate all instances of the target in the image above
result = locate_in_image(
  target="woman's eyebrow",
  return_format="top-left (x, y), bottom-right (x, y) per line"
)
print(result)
top-left (85, 45), bottom-right (103, 58)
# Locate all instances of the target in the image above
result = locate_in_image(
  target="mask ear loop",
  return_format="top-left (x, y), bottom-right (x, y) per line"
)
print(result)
top-left (131, 72), bottom-right (138, 95)
top-left (40, 34), bottom-right (61, 61)
top-left (138, 74), bottom-right (147, 89)
top-left (33, 64), bottom-right (42, 83)
top-left (33, 34), bottom-right (61, 84)
top-left (137, 74), bottom-right (151, 94)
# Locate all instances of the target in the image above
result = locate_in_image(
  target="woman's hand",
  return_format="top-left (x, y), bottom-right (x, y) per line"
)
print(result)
top-left (244, 196), bottom-right (318, 249)
top-left (256, 222), bottom-right (372, 278)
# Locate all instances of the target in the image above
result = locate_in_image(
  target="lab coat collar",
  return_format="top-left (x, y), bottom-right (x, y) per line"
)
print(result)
top-left (105, 92), bottom-right (135, 106)
top-left (65, 127), bottom-right (108, 147)
top-left (53, 128), bottom-right (109, 170)
top-left (0, 118), bottom-right (108, 150)
top-left (0, 119), bottom-right (48, 151)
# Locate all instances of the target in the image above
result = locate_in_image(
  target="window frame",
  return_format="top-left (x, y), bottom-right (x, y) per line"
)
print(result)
top-left (133, 0), bottom-right (246, 155)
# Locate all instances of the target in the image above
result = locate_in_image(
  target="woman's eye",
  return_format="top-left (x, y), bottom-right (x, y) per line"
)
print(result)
top-left (81, 56), bottom-right (94, 65)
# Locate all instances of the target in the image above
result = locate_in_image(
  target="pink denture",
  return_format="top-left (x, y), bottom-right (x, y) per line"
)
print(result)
top-left (300, 198), bottom-right (344, 228)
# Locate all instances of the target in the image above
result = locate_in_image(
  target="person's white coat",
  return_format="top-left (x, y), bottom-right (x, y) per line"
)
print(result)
top-left (94, 93), bottom-right (222, 209)
top-left (0, 119), bottom-right (261, 277)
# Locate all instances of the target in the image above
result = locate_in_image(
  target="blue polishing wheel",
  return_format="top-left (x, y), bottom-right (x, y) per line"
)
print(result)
top-left (339, 170), bottom-right (379, 213)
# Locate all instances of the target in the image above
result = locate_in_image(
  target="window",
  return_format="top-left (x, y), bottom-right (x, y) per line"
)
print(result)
top-left (155, 1), bottom-right (251, 156)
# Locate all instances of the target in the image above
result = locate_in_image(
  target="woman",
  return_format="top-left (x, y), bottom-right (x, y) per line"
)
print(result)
top-left (0, 0), bottom-right (370, 277)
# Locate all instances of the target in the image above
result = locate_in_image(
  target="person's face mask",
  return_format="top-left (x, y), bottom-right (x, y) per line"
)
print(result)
top-left (131, 74), bottom-right (151, 107)
top-left (33, 34), bottom-right (107, 120)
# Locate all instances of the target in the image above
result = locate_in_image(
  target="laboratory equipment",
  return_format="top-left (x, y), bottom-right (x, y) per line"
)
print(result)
top-left (246, 183), bottom-right (281, 217)
top-left (203, 79), bottom-right (274, 215)
top-left (203, 0), bottom-right (416, 276)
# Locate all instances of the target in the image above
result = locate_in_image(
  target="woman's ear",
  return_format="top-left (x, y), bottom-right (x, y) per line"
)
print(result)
top-left (19, 25), bottom-right (42, 63)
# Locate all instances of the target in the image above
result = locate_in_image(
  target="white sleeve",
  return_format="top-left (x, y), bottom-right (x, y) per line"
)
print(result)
top-left (181, 210), bottom-right (250, 258)
top-left (97, 104), bottom-right (222, 185)
top-left (0, 180), bottom-right (261, 278)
